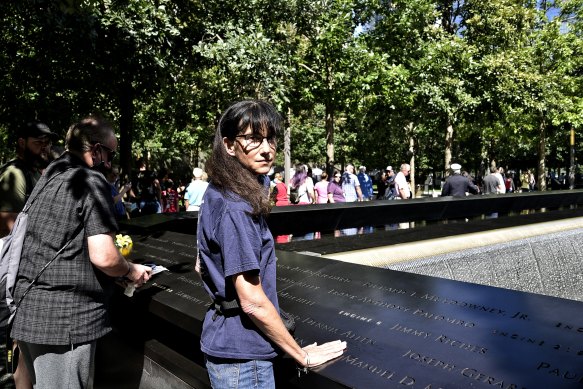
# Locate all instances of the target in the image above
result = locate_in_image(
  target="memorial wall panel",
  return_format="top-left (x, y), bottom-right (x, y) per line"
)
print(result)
top-left (124, 232), bottom-right (583, 388)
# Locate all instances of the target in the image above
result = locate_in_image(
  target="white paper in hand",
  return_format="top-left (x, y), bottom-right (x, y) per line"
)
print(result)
top-left (124, 264), bottom-right (169, 297)
top-left (124, 284), bottom-right (136, 297)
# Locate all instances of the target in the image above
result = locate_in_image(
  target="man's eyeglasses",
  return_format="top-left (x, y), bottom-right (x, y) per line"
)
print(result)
top-left (98, 144), bottom-right (116, 161)
top-left (235, 134), bottom-right (277, 150)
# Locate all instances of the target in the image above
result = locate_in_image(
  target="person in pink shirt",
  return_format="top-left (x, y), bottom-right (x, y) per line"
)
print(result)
top-left (314, 172), bottom-right (329, 204)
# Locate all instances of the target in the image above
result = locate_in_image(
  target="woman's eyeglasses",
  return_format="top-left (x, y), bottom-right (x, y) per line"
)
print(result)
top-left (235, 134), bottom-right (277, 150)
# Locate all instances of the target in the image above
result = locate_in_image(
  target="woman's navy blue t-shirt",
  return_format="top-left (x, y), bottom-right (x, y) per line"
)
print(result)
top-left (197, 178), bottom-right (280, 360)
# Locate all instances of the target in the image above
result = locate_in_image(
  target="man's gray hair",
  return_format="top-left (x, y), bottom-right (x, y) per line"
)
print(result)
top-left (400, 163), bottom-right (411, 171)
top-left (65, 116), bottom-right (114, 153)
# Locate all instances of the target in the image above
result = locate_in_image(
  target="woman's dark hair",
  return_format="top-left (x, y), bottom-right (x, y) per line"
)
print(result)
top-left (333, 170), bottom-right (343, 185)
top-left (207, 100), bottom-right (282, 216)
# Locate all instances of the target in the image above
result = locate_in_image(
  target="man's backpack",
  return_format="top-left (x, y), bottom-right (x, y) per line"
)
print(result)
top-left (0, 167), bottom-right (81, 371)
top-left (0, 211), bottom-right (28, 329)
top-left (289, 185), bottom-right (300, 204)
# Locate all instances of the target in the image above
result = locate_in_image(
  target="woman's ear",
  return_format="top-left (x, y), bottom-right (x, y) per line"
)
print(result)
top-left (223, 137), bottom-right (236, 156)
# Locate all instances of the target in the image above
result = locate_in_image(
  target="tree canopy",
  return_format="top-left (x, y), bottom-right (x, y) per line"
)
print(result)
top-left (1, 0), bottom-right (581, 186)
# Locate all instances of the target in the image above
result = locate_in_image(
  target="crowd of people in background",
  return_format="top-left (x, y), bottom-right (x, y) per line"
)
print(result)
top-left (99, 160), bottom-right (553, 218)
top-left (0, 121), bottom-right (564, 228)
top-left (102, 164), bottom-right (211, 219)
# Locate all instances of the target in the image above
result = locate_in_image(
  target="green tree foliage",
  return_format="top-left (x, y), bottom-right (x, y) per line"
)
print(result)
top-left (0, 0), bottom-right (581, 189)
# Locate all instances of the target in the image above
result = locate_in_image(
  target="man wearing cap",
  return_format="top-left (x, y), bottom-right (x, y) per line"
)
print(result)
top-left (441, 163), bottom-right (480, 197)
top-left (0, 121), bottom-right (58, 237)
top-left (384, 166), bottom-right (397, 199)
top-left (184, 167), bottom-right (209, 211)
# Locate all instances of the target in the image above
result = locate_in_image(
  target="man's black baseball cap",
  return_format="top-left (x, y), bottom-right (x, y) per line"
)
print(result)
top-left (17, 121), bottom-right (58, 140)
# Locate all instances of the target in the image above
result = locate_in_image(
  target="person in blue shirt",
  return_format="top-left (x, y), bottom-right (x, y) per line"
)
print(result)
top-left (106, 166), bottom-right (132, 219)
top-left (357, 166), bottom-right (374, 200)
top-left (196, 100), bottom-right (346, 388)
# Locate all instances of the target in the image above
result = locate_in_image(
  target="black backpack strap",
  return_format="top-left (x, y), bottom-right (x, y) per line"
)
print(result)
top-left (22, 167), bottom-right (76, 213)
top-left (22, 168), bottom-right (34, 202)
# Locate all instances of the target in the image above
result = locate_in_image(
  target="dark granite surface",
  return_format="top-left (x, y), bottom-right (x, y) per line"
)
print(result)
top-left (122, 230), bottom-right (583, 388)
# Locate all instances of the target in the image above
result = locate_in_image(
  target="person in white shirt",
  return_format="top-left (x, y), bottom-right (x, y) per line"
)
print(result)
top-left (290, 165), bottom-right (315, 204)
top-left (494, 167), bottom-right (505, 194)
top-left (394, 163), bottom-right (411, 199)
top-left (341, 164), bottom-right (363, 202)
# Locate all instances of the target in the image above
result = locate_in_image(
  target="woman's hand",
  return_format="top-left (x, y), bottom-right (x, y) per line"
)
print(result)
top-left (301, 340), bottom-right (347, 368)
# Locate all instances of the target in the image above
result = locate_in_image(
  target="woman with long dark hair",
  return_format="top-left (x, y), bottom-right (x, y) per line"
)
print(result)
top-left (328, 170), bottom-right (345, 203)
top-left (196, 100), bottom-right (346, 388)
top-left (290, 164), bottom-right (315, 204)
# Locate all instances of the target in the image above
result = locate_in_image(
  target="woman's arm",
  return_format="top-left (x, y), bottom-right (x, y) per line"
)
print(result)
top-left (233, 272), bottom-right (346, 367)
top-left (327, 193), bottom-right (335, 203)
top-left (308, 188), bottom-right (316, 204)
top-left (113, 182), bottom-right (132, 204)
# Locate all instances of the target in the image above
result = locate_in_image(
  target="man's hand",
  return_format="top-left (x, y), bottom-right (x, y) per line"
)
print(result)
top-left (126, 263), bottom-right (152, 287)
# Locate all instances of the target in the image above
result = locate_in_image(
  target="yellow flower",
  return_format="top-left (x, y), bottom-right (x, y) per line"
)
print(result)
top-left (115, 234), bottom-right (133, 257)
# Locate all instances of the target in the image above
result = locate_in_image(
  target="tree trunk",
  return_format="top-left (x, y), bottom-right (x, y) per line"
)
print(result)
top-left (325, 103), bottom-right (335, 175)
top-left (569, 125), bottom-right (575, 189)
top-left (406, 122), bottom-right (416, 198)
top-left (325, 60), bottom-right (335, 176)
top-left (119, 82), bottom-right (134, 182)
top-left (537, 116), bottom-right (547, 191)
top-left (444, 119), bottom-right (454, 176)
top-left (480, 137), bottom-right (489, 177)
